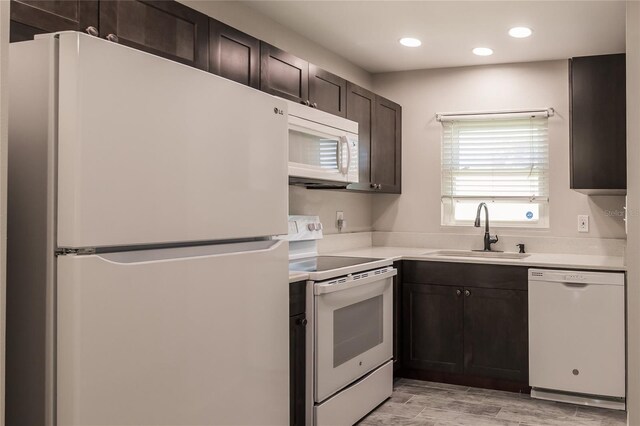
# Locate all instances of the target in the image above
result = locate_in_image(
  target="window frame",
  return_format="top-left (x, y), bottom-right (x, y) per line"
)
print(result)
top-left (439, 111), bottom-right (551, 229)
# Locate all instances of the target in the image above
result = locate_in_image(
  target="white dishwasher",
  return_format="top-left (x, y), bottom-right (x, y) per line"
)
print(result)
top-left (528, 269), bottom-right (625, 410)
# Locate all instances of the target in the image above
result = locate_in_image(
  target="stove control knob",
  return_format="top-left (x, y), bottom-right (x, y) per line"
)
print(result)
top-left (316, 223), bottom-right (323, 230)
top-left (307, 223), bottom-right (316, 231)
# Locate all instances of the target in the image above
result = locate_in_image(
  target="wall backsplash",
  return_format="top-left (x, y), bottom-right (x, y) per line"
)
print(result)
top-left (288, 186), bottom-right (373, 235)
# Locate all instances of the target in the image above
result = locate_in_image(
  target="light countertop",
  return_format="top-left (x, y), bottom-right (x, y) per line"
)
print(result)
top-left (288, 272), bottom-right (310, 283)
top-left (289, 246), bottom-right (626, 282)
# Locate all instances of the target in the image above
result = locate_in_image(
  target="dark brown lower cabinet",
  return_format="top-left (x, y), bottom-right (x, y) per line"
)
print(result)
top-left (392, 261), bottom-right (403, 372)
top-left (463, 287), bottom-right (528, 382)
top-left (400, 261), bottom-right (529, 392)
top-left (290, 313), bottom-right (306, 426)
top-left (289, 280), bottom-right (306, 426)
top-left (402, 283), bottom-right (464, 373)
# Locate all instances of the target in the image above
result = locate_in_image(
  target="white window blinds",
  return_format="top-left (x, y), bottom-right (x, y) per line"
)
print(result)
top-left (441, 116), bottom-right (549, 202)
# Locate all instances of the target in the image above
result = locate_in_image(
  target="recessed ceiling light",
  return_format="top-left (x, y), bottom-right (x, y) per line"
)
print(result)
top-left (509, 26), bottom-right (533, 38)
top-left (399, 37), bottom-right (422, 47)
top-left (472, 47), bottom-right (494, 56)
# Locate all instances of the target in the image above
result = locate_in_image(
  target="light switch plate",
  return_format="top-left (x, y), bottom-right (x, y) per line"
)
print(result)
top-left (578, 215), bottom-right (589, 233)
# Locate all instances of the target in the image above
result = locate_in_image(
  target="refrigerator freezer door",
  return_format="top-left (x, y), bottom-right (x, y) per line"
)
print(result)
top-left (56, 240), bottom-right (289, 425)
top-left (56, 32), bottom-right (288, 248)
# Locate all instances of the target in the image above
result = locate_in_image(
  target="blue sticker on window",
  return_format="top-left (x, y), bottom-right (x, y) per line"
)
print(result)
top-left (526, 211), bottom-right (534, 219)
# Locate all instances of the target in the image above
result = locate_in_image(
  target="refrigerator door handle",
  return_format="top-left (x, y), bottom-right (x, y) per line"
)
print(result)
top-left (96, 239), bottom-right (286, 265)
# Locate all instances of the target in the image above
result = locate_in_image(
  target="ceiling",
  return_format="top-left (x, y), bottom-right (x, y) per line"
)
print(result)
top-left (240, 1), bottom-right (626, 73)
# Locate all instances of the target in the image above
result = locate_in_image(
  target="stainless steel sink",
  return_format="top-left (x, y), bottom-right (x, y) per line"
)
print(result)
top-left (425, 250), bottom-right (531, 259)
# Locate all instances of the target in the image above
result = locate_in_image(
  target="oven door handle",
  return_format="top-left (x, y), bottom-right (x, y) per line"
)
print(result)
top-left (314, 268), bottom-right (397, 295)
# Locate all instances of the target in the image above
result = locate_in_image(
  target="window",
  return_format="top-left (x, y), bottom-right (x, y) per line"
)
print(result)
top-left (440, 113), bottom-right (549, 227)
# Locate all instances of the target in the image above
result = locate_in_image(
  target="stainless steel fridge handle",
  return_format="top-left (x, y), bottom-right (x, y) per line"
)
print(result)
top-left (95, 240), bottom-right (285, 265)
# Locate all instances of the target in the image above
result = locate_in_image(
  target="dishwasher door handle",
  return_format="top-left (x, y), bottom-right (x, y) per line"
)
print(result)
top-left (561, 282), bottom-right (590, 288)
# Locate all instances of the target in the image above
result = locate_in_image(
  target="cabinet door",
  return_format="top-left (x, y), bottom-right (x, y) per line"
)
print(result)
top-left (99, 0), bottom-right (209, 70)
top-left (463, 287), bottom-right (528, 381)
top-left (570, 54), bottom-right (626, 192)
top-left (393, 261), bottom-right (403, 372)
top-left (402, 283), bottom-right (464, 373)
top-left (209, 18), bottom-right (259, 89)
top-left (309, 64), bottom-right (346, 117)
top-left (372, 95), bottom-right (402, 193)
top-left (260, 42), bottom-right (309, 104)
top-left (345, 82), bottom-right (375, 191)
top-left (10, 0), bottom-right (98, 42)
top-left (290, 314), bottom-right (306, 426)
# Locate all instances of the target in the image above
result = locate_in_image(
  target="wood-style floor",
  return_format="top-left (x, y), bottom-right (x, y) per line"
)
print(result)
top-left (358, 379), bottom-right (626, 426)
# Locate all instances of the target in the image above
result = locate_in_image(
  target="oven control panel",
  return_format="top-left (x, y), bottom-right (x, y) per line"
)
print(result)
top-left (285, 215), bottom-right (324, 241)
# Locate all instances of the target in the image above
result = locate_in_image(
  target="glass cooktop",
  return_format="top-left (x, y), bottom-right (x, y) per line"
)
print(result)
top-left (289, 256), bottom-right (381, 273)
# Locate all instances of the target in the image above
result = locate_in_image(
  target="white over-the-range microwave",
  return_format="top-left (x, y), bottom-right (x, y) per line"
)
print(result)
top-left (286, 100), bottom-right (359, 187)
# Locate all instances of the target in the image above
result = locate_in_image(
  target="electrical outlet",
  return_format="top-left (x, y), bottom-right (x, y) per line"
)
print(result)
top-left (336, 211), bottom-right (346, 231)
top-left (578, 215), bottom-right (589, 233)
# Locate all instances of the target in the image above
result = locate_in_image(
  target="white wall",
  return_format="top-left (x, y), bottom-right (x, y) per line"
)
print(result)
top-left (0, 1), bottom-right (8, 423)
top-left (626, 2), bottom-right (639, 425)
top-left (372, 60), bottom-right (626, 243)
top-left (178, 0), bottom-right (372, 90)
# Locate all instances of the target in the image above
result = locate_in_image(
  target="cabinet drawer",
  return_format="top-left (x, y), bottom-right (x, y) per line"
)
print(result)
top-left (403, 261), bottom-right (528, 291)
top-left (289, 280), bottom-right (306, 317)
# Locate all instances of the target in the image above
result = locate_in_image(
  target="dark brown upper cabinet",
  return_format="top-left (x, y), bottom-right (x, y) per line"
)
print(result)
top-left (260, 43), bottom-right (347, 117)
top-left (309, 65), bottom-right (347, 117)
top-left (346, 83), bottom-right (402, 194)
top-left (346, 82), bottom-right (375, 191)
top-left (99, 0), bottom-right (209, 71)
top-left (260, 42), bottom-right (309, 104)
top-left (372, 95), bottom-right (402, 193)
top-left (209, 18), bottom-right (260, 89)
top-left (570, 53), bottom-right (626, 195)
top-left (10, 0), bottom-right (99, 42)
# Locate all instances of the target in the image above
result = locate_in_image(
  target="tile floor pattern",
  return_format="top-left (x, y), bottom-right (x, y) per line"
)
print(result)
top-left (357, 379), bottom-right (626, 426)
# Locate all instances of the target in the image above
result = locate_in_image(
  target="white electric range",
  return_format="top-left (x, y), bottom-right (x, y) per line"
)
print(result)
top-left (286, 216), bottom-right (396, 426)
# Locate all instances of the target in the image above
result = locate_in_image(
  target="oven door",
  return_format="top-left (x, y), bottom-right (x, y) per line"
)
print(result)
top-left (288, 116), bottom-right (358, 184)
top-left (314, 268), bottom-right (395, 402)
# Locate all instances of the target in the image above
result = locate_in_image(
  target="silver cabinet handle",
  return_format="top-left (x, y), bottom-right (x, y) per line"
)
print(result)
top-left (464, 290), bottom-right (471, 297)
top-left (377, 184), bottom-right (382, 190)
top-left (85, 26), bottom-right (99, 37)
top-left (312, 102), bottom-right (318, 108)
top-left (456, 289), bottom-right (462, 296)
top-left (106, 33), bottom-right (119, 43)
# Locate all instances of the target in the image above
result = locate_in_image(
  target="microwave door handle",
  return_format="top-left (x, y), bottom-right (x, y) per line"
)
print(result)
top-left (339, 136), bottom-right (350, 175)
top-left (336, 138), bottom-right (343, 174)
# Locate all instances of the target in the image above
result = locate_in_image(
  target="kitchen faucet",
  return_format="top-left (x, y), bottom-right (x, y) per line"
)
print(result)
top-left (474, 202), bottom-right (500, 251)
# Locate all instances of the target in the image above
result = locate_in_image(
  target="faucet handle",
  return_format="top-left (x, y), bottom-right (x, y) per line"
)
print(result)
top-left (490, 234), bottom-right (499, 244)
top-left (516, 243), bottom-right (525, 253)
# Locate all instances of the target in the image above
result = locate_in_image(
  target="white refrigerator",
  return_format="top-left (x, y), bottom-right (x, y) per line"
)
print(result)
top-left (7, 32), bottom-right (290, 426)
